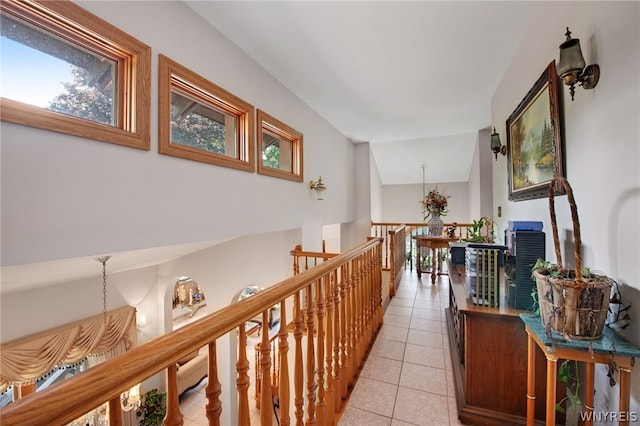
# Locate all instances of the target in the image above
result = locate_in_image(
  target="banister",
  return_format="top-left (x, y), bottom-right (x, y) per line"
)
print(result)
top-left (0, 237), bottom-right (383, 426)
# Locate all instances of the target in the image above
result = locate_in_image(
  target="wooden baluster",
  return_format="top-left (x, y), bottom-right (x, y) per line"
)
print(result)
top-left (254, 344), bottom-right (260, 409)
top-left (388, 229), bottom-right (396, 297)
top-left (206, 341), bottom-right (222, 425)
top-left (366, 252), bottom-right (374, 346)
top-left (315, 277), bottom-right (326, 425)
top-left (260, 310), bottom-right (273, 426)
top-left (332, 269), bottom-right (343, 413)
top-left (324, 273), bottom-right (336, 425)
top-left (305, 284), bottom-right (316, 425)
top-left (278, 299), bottom-right (291, 426)
top-left (360, 254), bottom-right (369, 359)
top-left (236, 324), bottom-right (251, 426)
top-left (293, 291), bottom-right (304, 426)
top-left (375, 243), bottom-right (384, 326)
top-left (108, 396), bottom-right (122, 426)
top-left (339, 266), bottom-right (349, 401)
top-left (352, 259), bottom-right (362, 380)
top-left (164, 364), bottom-right (184, 426)
top-left (348, 260), bottom-right (358, 384)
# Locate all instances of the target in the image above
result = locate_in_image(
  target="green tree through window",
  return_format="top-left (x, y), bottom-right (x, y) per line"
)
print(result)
top-left (48, 66), bottom-right (114, 125)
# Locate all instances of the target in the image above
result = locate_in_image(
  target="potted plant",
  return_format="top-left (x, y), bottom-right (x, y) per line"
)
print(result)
top-left (136, 388), bottom-right (167, 426)
top-left (532, 177), bottom-right (613, 340)
top-left (461, 216), bottom-right (495, 243)
top-left (420, 187), bottom-right (449, 236)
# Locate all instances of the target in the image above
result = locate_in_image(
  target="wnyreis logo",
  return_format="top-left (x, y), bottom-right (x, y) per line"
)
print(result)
top-left (580, 411), bottom-right (638, 423)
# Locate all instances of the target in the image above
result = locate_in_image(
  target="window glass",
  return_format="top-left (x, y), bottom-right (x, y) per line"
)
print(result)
top-left (170, 91), bottom-right (237, 158)
top-left (262, 128), bottom-right (294, 172)
top-left (159, 54), bottom-right (254, 171)
top-left (0, 0), bottom-right (151, 150)
top-left (1, 13), bottom-right (117, 126)
top-left (257, 109), bottom-right (303, 182)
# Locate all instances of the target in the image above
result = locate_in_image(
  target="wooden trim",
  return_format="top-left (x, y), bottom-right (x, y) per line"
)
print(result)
top-left (0, 0), bottom-right (151, 150)
top-left (158, 54), bottom-right (255, 172)
top-left (256, 109), bottom-right (303, 182)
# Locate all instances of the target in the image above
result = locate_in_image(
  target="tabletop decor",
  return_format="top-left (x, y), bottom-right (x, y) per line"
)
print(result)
top-left (421, 187), bottom-right (449, 236)
top-left (506, 60), bottom-right (565, 201)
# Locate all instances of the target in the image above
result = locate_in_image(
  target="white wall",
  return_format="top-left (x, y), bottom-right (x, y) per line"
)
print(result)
top-left (0, 0), bottom-right (357, 268)
top-left (381, 182), bottom-right (470, 224)
top-left (492, 1), bottom-right (640, 414)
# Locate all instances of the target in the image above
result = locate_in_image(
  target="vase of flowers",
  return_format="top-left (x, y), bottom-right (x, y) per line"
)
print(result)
top-left (421, 188), bottom-right (449, 236)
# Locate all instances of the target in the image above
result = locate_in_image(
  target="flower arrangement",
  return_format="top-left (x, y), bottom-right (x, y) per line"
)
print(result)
top-left (421, 187), bottom-right (449, 219)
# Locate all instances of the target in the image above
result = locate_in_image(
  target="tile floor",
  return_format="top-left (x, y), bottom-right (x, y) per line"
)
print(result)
top-left (179, 268), bottom-right (462, 426)
top-left (337, 269), bottom-right (462, 426)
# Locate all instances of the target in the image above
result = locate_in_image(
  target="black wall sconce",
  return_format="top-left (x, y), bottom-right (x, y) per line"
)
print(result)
top-left (557, 27), bottom-right (600, 101)
top-left (490, 127), bottom-right (506, 160)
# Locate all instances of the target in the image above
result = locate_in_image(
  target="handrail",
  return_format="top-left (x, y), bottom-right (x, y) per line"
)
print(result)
top-left (371, 221), bottom-right (494, 271)
top-left (388, 225), bottom-right (406, 297)
top-left (0, 237), bottom-right (383, 426)
top-left (290, 244), bottom-right (338, 275)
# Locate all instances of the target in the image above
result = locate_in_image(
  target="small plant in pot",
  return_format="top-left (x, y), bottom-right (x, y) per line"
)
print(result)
top-left (461, 216), bottom-right (495, 243)
top-left (136, 388), bottom-right (167, 426)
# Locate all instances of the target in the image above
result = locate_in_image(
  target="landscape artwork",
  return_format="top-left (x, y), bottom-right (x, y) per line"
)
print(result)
top-left (507, 61), bottom-right (564, 201)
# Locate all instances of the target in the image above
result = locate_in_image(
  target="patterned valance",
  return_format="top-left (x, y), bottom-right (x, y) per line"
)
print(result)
top-left (0, 306), bottom-right (136, 389)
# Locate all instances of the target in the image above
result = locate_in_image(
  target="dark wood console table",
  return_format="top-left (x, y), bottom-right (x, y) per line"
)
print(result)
top-left (446, 261), bottom-right (561, 425)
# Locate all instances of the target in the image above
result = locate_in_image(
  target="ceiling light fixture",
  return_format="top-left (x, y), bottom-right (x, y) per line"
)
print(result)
top-left (490, 127), bottom-right (506, 160)
top-left (96, 256), bottom-right (111, 325)
top-left (557, 27), bottom-right (600, 101)
top-left (310, 176), bottom-right (326, 200)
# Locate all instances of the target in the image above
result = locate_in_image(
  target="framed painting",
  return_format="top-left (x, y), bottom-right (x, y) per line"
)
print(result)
top-left (506, 61), bottom-right (565, 201)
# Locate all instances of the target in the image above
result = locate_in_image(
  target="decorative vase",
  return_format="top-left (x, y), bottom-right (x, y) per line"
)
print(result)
top-left (427, 213), bottom-right (444, 236)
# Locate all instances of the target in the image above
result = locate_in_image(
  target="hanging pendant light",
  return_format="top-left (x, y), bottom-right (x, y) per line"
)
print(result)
top-left (96, 256), bottom-right (111, 325)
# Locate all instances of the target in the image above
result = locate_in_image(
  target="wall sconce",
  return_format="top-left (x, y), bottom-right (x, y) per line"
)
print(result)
top-left (490, 127), bottom-right (506, 160)
top-left (557, 27), bottom-right (600, 101)
top-left (121, 383), bottom-right (141, 411)
top-left (310, 176), bottom-right (326, 200)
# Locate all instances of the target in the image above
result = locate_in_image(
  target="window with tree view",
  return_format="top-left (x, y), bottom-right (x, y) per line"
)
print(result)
top-left (170, 91), bottom-right (237, 158)
top-left (1, 13), bottom-right (116, 125)
top-left (257, 109), bottom-right (303, 182)
top-left (159, 55), bottom-right (254, 172)
top-left (0, 0), bottom-right (150, 149)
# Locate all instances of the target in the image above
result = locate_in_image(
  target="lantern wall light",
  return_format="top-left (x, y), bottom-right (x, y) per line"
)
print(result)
top-left (490, 127), bottom-right (506, 160)
top-left (310, 176), bottom-right (326, 200)
top-left (557, 27), bottom-right (600, 101)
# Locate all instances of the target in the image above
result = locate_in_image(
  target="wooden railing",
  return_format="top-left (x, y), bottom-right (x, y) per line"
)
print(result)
top-left (290, 244), bottom-right (338, 274)
top-left (387, 225), bottom-right (406, 298)
top-left (0, 238), bottom-right (384, 426)
top-left (371, 221), bottom-right (494, 272)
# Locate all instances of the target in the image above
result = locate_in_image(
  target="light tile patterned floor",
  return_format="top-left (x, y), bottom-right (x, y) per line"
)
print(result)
top-left (179, 268), bottom-right (462, 425)
top-left (337, 269), bottom-right (463, 426)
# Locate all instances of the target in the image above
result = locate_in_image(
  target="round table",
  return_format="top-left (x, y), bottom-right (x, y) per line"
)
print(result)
top-left (412, 235), bottom-right (459, 284)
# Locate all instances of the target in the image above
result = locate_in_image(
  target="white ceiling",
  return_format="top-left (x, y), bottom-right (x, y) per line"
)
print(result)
top-left (185, 0), bottom-right (535, 184)
top-left (1, 2), bottom-right (537, 294)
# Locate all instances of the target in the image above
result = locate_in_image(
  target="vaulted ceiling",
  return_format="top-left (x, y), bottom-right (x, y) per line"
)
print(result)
top-left (185, 1), bottom-right (535, 184)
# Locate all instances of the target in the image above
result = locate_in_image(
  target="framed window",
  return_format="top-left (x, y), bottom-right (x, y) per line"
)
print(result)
top-left (158, 54), bottom-right (255, 172)
top-left (257, 109), bottom-right (303, 182)
top-left (0, 0), bottom-right (151, 150)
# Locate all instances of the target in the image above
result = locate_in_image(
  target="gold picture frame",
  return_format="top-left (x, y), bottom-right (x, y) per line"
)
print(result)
top-left (507, 61), bottom-right (565, 201)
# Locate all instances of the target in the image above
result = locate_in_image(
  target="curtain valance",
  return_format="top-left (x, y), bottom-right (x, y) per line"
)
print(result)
top-left (0, 306), bottom-right (136, 389)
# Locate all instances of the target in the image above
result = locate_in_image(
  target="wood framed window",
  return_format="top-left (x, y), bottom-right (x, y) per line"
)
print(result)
top-left (0, 0), bottom-right (151, 150)
top-left (158, 55), bottom-right (255, 172)
top-left (257, 109), bottom-right (303, 182)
